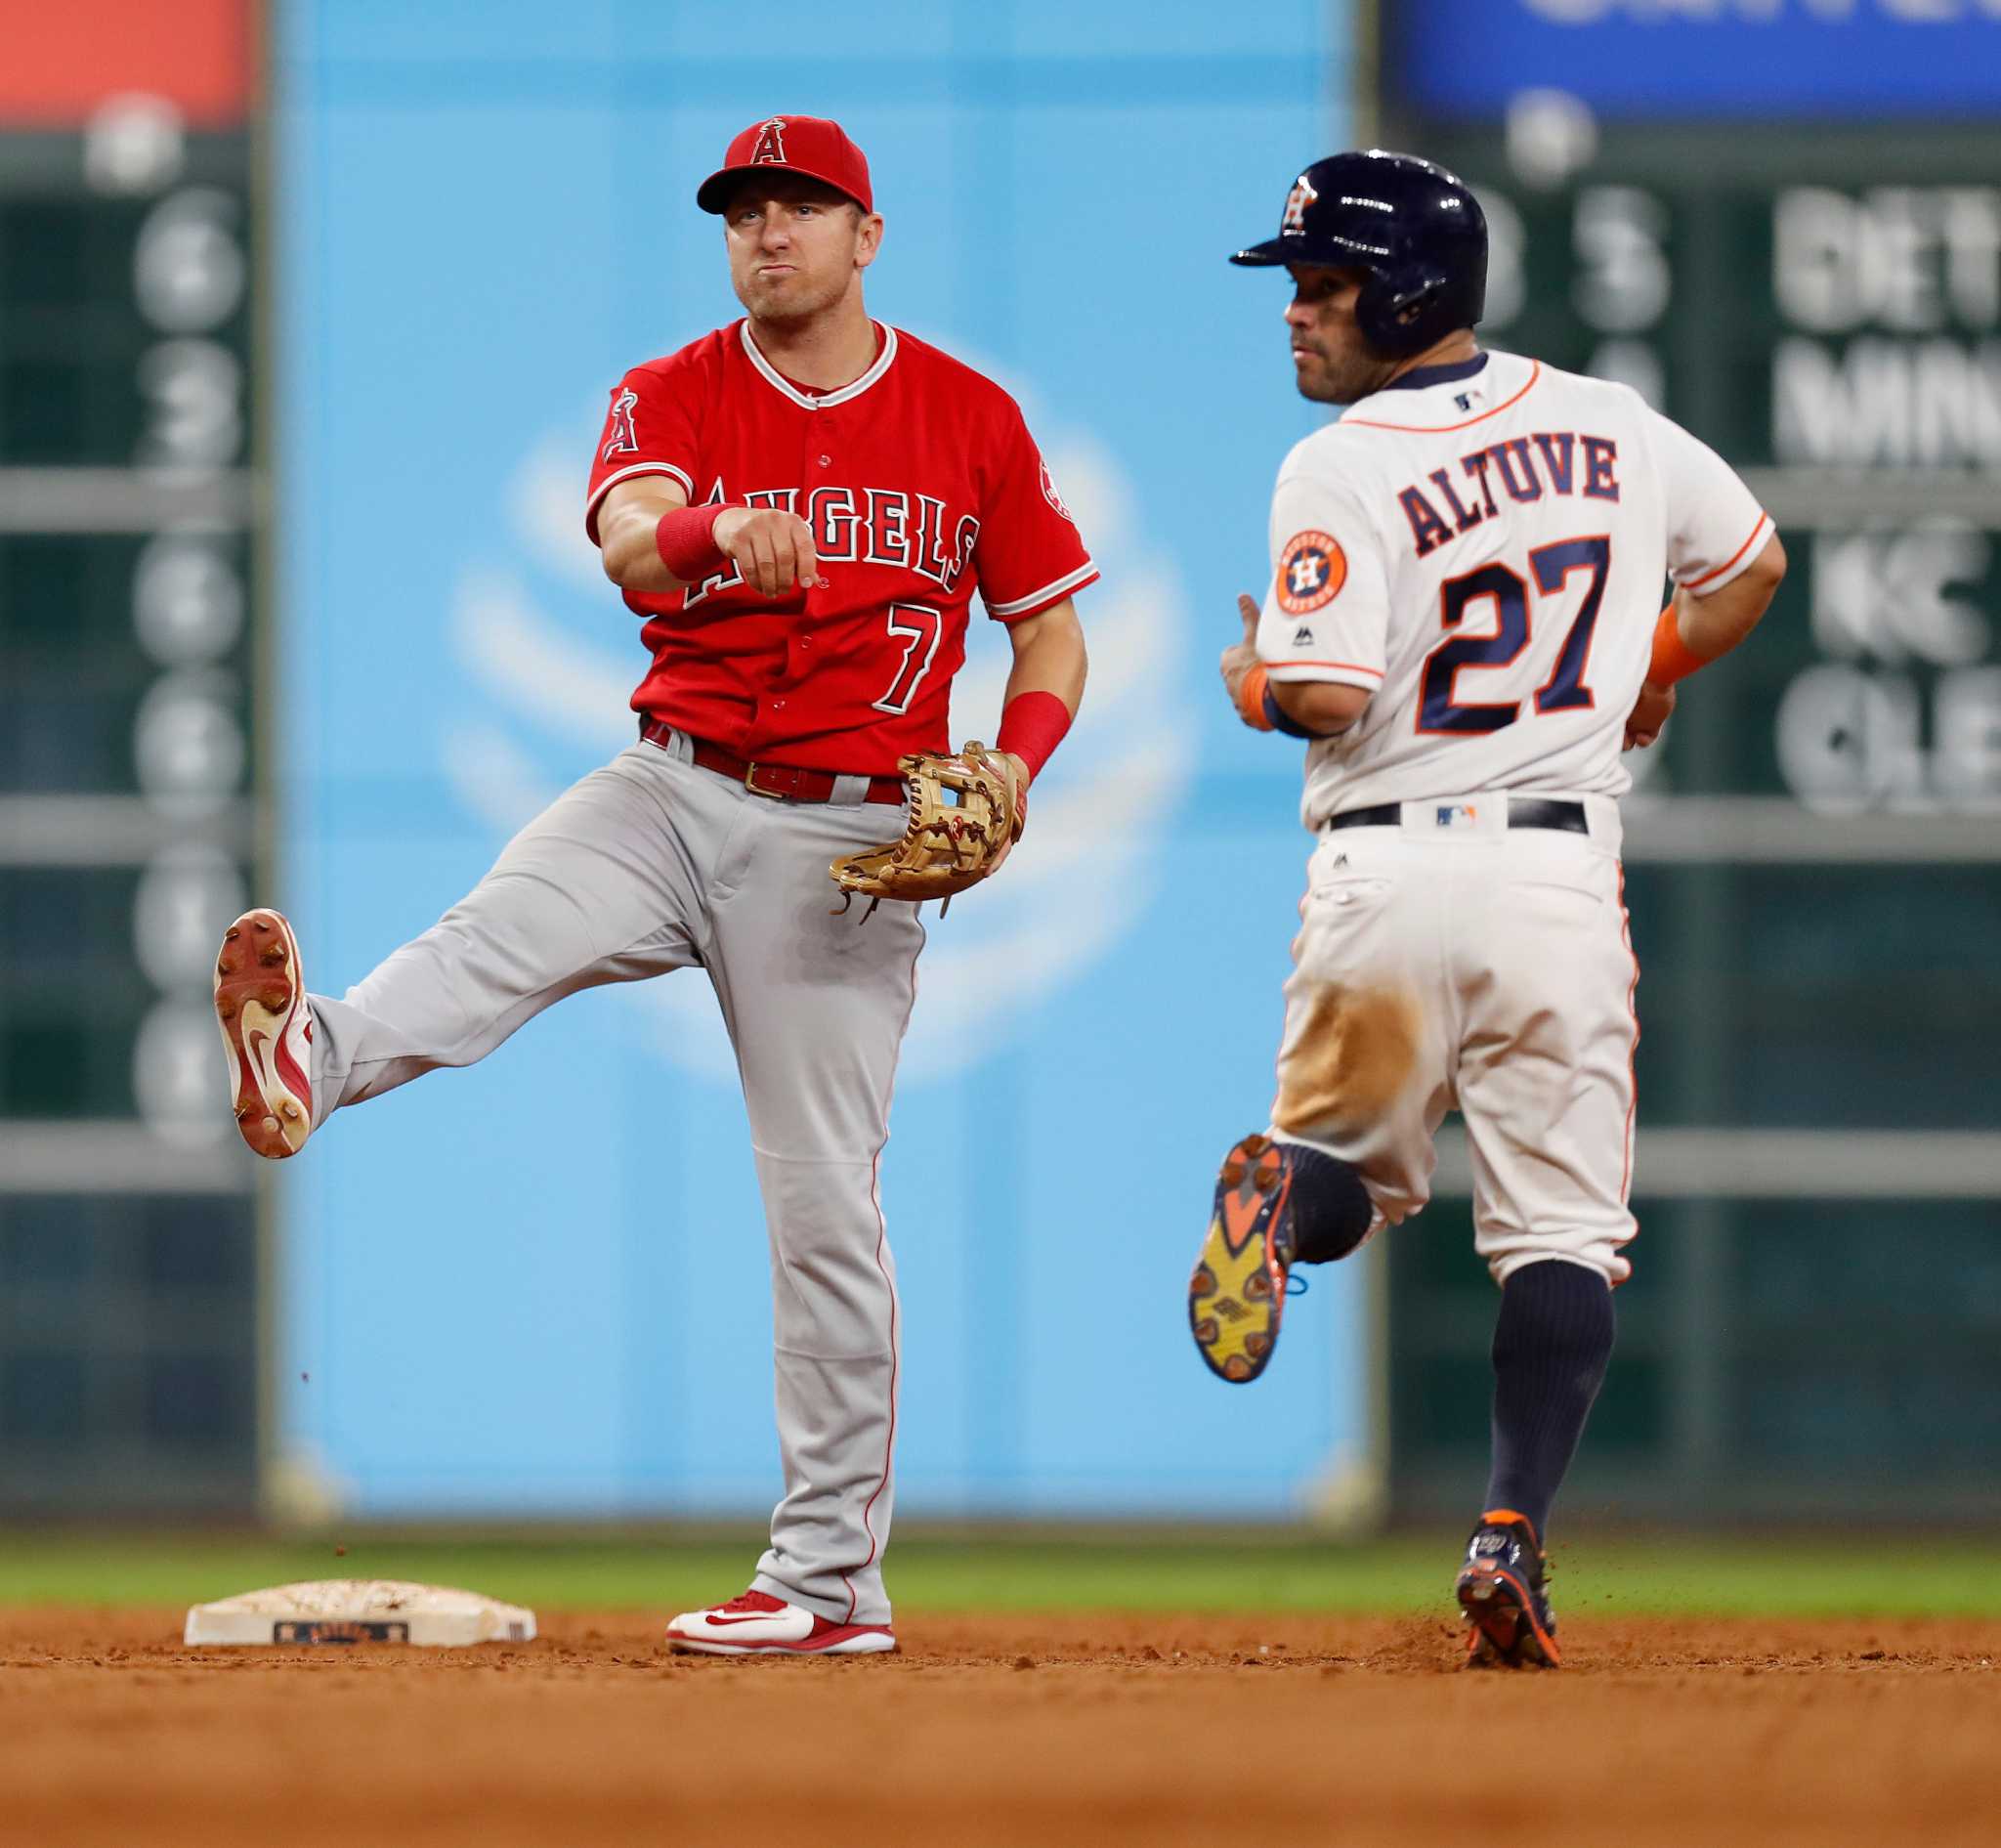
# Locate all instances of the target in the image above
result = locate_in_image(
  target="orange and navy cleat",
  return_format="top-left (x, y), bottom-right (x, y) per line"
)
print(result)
top-left (1457, 1510), bottom-right (1561, 1669)
top-left (213, 909), bottom-right (315, 1159)
top-left (1188, 1133), bottom-right (1298, 1385)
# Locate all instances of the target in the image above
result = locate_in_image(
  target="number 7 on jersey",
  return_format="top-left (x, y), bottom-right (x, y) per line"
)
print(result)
top-left (872, 602), bottom-right (944, 715)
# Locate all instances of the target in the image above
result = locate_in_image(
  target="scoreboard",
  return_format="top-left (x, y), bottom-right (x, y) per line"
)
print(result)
top-left (1440, 123), bottom-right (2001, 823)
top-left (0, 18), bottom-right (262, 1513)
top-left (1372, 6), bottom-right (2001, 1522)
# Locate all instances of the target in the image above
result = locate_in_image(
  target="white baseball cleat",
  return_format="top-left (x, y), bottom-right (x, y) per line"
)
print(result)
top-left (213, 909), bottom-right (315, 1159)
top-left (665, 1590), bottom-right (897, 1656)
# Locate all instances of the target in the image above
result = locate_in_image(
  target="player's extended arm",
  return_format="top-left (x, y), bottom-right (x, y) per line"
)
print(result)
top-left (993, 600), bottom-right (1087, 786)
top-left (1220, 592), bottom-right (1370, 737)
top-left (595, 476), bottom-right (824, 599)
top-left (1624, 533), bottom-right (1787, 749)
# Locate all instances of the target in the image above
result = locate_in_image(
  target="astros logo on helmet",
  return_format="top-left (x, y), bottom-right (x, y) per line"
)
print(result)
top-left (1281, 175), bottom-right (1319, 235)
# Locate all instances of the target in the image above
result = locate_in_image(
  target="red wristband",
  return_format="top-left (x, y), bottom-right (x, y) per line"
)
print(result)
top-left (655, 504), bottom-right (728, 581)
top-left (1648, 601), bottom-right (1709, 687)
top-left (995, 690), bottom-right (1073, 780)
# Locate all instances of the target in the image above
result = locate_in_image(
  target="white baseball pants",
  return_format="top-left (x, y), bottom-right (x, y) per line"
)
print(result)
top-left (303, 734), bottom-right (919, 1626)
top-left (1270, 793), bottom-right (1639, 1286)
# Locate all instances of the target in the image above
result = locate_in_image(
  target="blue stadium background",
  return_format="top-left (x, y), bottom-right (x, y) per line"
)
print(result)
top-left (272, 0), bottom-right (1368, 1516)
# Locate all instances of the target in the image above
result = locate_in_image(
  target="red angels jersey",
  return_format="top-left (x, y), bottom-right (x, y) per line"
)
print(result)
top-left (584, 322), bottom-right (1097, 775)
top-left (1255, 350), bottom-right (1772, 827)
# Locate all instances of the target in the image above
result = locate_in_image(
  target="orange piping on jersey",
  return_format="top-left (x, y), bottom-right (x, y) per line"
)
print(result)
top-left (1682, 512), bottom-right (1773, 592)
top-left (1611, 860), bottom-right (1641, 1288)
top-left (1262, 659), bottom-right (1384, 676)
top-left (1341, 362), bottom-right (1542, 435)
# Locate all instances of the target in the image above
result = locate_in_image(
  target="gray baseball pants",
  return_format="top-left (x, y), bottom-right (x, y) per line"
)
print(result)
top-left (301, 732), bottom-right (922, 1626)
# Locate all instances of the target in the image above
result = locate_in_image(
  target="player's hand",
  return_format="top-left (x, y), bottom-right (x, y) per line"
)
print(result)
top-left (989, 751), bottom-right (1031, 874)
top-left (997, 750), bottom-right (1033, 806)
top-left (1220, 592), bottom-right (1262, 724)
top-left (715, 505), bottom-right (822, 598)
top-left (1624, 678), bottom-right (1676, 750)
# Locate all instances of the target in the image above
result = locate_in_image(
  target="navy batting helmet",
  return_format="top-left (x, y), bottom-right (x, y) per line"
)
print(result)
top-left (1231, 150), bottom-right (1487, 358)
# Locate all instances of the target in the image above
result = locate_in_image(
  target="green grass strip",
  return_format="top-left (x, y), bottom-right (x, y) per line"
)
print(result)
top-left (1, 1530), bottom-right (1995, 1618)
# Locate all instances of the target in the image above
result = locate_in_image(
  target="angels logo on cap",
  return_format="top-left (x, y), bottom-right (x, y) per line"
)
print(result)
top-left (697, 114), bottom-right (874, 215)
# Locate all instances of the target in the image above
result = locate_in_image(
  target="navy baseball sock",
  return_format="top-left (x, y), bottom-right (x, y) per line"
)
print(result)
top-left (1279, 1140), bottom-right (1375, 1264)
top-left (1482, 1259), bottom-right (1615, 1543)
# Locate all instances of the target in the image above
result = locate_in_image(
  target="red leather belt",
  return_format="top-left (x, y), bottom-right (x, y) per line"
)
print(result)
top-left (640, 718), bottom-right (905, 805)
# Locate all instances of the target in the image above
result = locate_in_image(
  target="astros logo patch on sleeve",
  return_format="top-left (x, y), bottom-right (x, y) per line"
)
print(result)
top-left (1276, 530), bottom-right (1346, 615)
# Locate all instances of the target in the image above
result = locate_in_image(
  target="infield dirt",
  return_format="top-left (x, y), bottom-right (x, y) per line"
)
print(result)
top-left (2, 1609), bottom-right (1994, 1845)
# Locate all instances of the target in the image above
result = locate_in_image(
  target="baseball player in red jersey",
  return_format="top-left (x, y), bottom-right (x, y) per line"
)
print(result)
top-left (212, 115), bottom-right (1092, 1655)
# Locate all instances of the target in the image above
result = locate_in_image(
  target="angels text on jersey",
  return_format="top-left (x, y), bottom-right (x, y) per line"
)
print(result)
top-left (680, 480), bottom-right (981, 609)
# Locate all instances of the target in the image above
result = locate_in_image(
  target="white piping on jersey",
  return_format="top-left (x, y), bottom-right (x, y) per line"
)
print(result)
top-left (585, 460), bottom-right (696, 535)
top-left (984, 560), bottom-right (1099, 618)
top-left (740, 321), bottom-right (901, 410)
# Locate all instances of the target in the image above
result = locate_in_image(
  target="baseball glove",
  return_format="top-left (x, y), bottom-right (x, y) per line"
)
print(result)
top-left (829, 741), bottom-right (1025, 918)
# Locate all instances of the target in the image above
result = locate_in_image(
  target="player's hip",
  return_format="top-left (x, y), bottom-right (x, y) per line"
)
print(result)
top-left (1309, 790), bottom-right (1622, 863)
top-left (1294, 794), bottom-right (1628, 966)
top-left (1301, 738), bottom-right (1632, 832)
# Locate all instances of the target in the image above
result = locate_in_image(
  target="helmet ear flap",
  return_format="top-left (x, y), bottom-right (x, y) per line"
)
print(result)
top-left (1355, 272), bottom-right (1448, 358)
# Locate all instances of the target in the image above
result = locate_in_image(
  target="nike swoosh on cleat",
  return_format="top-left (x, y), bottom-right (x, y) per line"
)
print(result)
top-left (244, 1024), bottom-right (285, 1104)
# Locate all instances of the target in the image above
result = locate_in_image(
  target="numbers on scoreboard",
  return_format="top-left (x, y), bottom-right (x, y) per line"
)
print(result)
top-left (1418, 536), bottom-right (1611, 735)
top-left (872, 601), bottom-right (944, 715)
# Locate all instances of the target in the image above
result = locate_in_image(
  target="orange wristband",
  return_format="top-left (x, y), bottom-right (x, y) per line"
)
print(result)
top-left (1647, 602), bottom-right (1709, 687)
top-left (1234, 663), bottom-right (1275, 731)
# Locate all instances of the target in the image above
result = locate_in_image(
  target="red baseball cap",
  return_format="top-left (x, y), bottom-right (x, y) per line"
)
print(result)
top-left (696, 115), bottom-right (873, 215)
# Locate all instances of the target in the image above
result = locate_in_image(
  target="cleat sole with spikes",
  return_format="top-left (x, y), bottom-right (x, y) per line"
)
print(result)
top-left (1188, 1133), bottom-right (1295, 1385)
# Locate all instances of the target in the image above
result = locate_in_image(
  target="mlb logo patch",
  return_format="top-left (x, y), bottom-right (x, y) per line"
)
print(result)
top-left (1434, 803), bottom-right (1479, 827)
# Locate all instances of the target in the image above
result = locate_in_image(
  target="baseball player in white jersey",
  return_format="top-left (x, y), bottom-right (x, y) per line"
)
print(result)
top-left (1185, 150), bottom-right (1785, 1667)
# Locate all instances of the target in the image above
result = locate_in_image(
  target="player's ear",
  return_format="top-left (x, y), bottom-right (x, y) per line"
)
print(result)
top-left (854, 210), bottom-right (884, 271)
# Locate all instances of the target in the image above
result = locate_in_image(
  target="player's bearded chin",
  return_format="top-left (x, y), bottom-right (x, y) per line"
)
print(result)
top-left (1297, 336), bottom-right (1387, 407)
top-left (1295, 352), bottom-right (1353, 406)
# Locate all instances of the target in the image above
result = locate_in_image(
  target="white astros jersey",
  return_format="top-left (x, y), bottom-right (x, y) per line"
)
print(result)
top-left (1256, 349), bottom-right (1773, 827)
